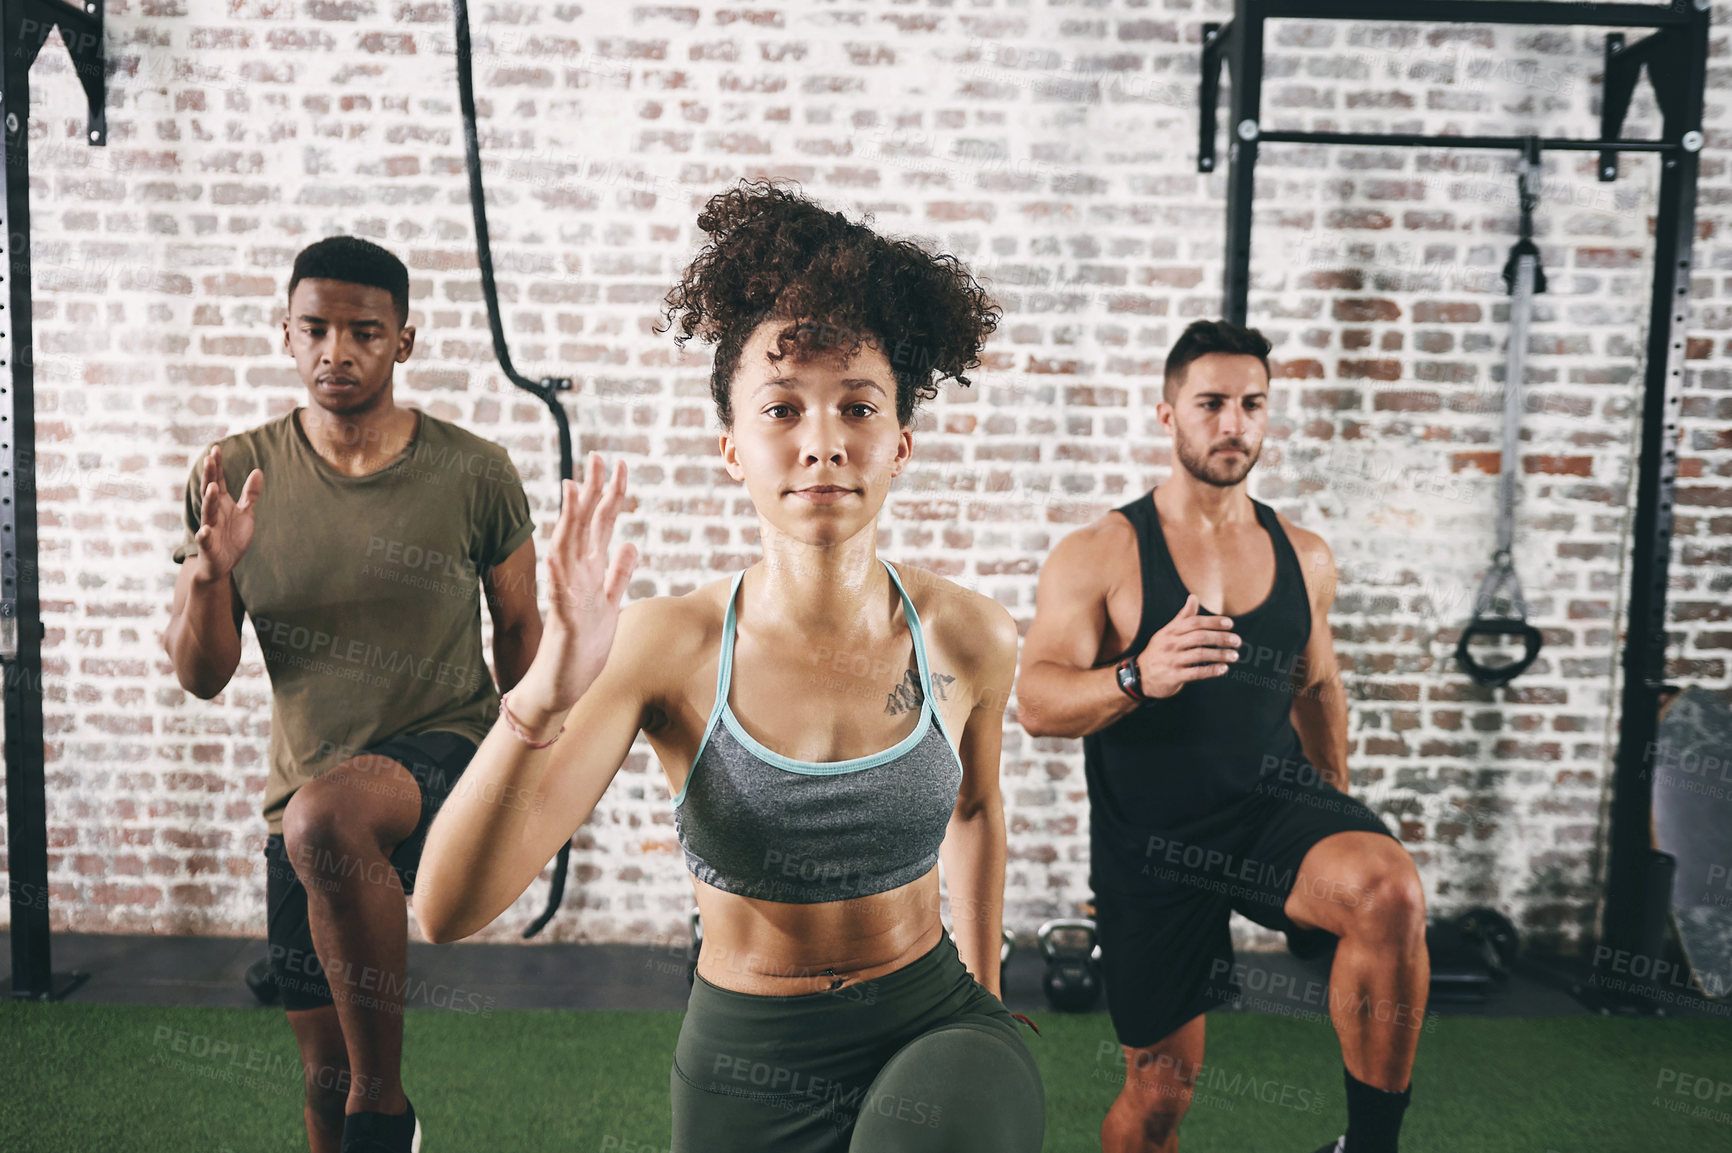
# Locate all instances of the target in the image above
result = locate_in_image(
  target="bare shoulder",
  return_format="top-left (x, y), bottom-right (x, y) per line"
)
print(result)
top-left (609, 578), bottom-right (723, 685)
top-left (619, 578), bottom-right (729, 662)
top-left (1033, 507), bottom-right (1137, 601)
top-left (894, 562), bottom-right (1017, 688)
top-left (1070, 506), bottom-right (1137, 561)
top-left (604, 583), bottom-right (730, 714)
top-left (1272, 510), bottom-right (1337, 602)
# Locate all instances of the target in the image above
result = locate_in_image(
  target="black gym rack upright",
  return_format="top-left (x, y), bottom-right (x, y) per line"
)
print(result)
top-left (1198, 0), bottom-right (1708, 1013)
top-left (3, 0), bottom-right (106, 1000)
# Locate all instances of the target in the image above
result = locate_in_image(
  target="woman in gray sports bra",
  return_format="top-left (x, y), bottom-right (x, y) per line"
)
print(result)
top-left (413, 180), bottom-right (1045, 1152)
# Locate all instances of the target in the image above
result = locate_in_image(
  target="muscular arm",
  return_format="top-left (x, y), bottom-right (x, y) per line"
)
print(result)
top-left (1015, 525), bottom-right (1142, 740)
top-left (938, 598), bottom-right (1019, 999)
top-left (1288, 530), bottom-right (1349, 792)
top-left (483, 535), bottom-right (542, 693)
top-left (162, 552), bottom-right (246, 700)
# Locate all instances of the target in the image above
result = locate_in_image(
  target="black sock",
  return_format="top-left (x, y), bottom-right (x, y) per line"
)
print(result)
top-left (1342, 1067), bottom-right (1410, 1153)
top-left (341, 1098), bottom-right (415, 1152)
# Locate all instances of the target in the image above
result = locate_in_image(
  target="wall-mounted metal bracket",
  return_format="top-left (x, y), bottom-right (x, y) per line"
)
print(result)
top-left (15, 0), bottom-right (107, 144)
top-left (1599, 27), bottom-right (1690, 181)
top-left (1198, 21), bottom-right (1233, 174)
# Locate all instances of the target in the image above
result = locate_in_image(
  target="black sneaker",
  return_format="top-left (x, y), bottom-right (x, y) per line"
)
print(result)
top-left (1310, 1139), bottom-right (1345, 1153)
top-left (341, 1098), bottom-right (422, 1153)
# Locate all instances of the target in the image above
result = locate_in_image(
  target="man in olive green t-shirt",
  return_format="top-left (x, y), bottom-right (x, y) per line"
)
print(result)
top-left (162, 236), bottom-right (542, 1153)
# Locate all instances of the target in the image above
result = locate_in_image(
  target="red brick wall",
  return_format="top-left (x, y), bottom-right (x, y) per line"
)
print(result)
top-left (3, 3), bottom-right (1727, 953)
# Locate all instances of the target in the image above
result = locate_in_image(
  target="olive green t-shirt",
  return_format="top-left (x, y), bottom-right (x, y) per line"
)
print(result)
top-left (172, 407), bottom-right (536, 835)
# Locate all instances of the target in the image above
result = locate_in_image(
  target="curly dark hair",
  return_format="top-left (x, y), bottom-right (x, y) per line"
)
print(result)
top-left (656, 180), bottom-right (1001, 428)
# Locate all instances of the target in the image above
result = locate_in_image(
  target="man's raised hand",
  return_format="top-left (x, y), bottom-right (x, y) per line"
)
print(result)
top-left (1134, 594), bottom-right (1240, 700)
top-left (192, 445), bottom-right (263, 582)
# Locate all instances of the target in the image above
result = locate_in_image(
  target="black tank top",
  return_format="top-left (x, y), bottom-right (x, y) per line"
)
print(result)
top-left (1082, 491), bottom-right (1314, 893)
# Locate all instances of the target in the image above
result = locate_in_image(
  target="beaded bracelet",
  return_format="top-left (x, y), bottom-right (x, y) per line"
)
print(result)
top-left (499, 689), bottom-right (565, 749)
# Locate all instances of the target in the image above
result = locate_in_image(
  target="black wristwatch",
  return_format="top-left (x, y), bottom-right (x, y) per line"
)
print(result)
top-left (1116, 656), bottom-right (1148, 702)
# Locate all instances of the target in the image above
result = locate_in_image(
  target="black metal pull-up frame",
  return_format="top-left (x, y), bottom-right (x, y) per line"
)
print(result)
top-left (1198, 0), bottom-right (1709, 1012)
top-left (3, 0), bottom-right (108, 999)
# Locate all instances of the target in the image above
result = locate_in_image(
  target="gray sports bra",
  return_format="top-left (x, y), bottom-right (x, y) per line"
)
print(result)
top-left (671, 557), bottom-right (966, 904)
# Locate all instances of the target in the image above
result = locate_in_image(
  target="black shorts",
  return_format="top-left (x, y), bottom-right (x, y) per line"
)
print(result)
top-left (1092, 774), bottom-right (1396, 1049)
top-left (265, 729), bottom-right (478, 1013)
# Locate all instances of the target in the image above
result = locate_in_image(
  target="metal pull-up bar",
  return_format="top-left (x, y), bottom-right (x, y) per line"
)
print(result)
top-left (1196, 0), bottom-right (1709, 1014)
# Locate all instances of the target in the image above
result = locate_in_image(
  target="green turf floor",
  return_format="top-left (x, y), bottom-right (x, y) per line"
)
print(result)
top-left (2, 1002), bottom-right (1728, 1151)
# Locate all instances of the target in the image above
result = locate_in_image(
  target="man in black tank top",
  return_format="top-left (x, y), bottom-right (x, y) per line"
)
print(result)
top-left (1018, 320), bottom-right (1427, 1153)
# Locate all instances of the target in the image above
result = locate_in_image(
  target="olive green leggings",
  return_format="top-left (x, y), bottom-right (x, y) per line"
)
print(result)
top-left (669, 932), bottom-right (1045, 1152)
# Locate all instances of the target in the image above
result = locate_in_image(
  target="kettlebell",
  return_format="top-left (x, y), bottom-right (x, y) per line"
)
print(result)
top-left (245, 956), bottom-right (279, 1005)
top-left (1456, 906), bottom-right (1519, 978)
top-left (1037, 917), bottom-right (1102, 1012)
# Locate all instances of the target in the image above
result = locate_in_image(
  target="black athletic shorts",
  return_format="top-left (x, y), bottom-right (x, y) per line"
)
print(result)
top-left (264, 729), bottom-right (479, 1012)
top-left (1092, 773), bottom-right (1397, 1049)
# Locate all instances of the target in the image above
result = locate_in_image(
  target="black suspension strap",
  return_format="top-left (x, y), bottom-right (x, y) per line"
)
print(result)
top-left (1455, 137), bottom-right (1545, 689)
top-left (454, 0), bottom-right (578, 938)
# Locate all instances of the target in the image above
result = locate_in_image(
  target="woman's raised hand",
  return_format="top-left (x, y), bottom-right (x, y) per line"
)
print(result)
top-left (539, 452), bottom-right (639, 712)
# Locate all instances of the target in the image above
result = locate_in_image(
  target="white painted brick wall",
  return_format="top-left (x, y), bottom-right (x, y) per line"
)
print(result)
top-left (0, 1), bottom-right (1725, 955)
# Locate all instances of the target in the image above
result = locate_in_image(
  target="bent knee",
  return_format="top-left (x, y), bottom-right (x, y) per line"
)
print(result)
top-left (1370, 865), bottom-right (1426, 924)
top-left (879, 1022), bottom-right (1040, 1092)
top-left (281, 762), bottom-right (407, 867)
top-left (1352, 861), bottom-right (1426, 943)
top-left (861, 1023), bottom-right (1043, 1141)
top-left (281, 792), bottom-right (360, 872)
